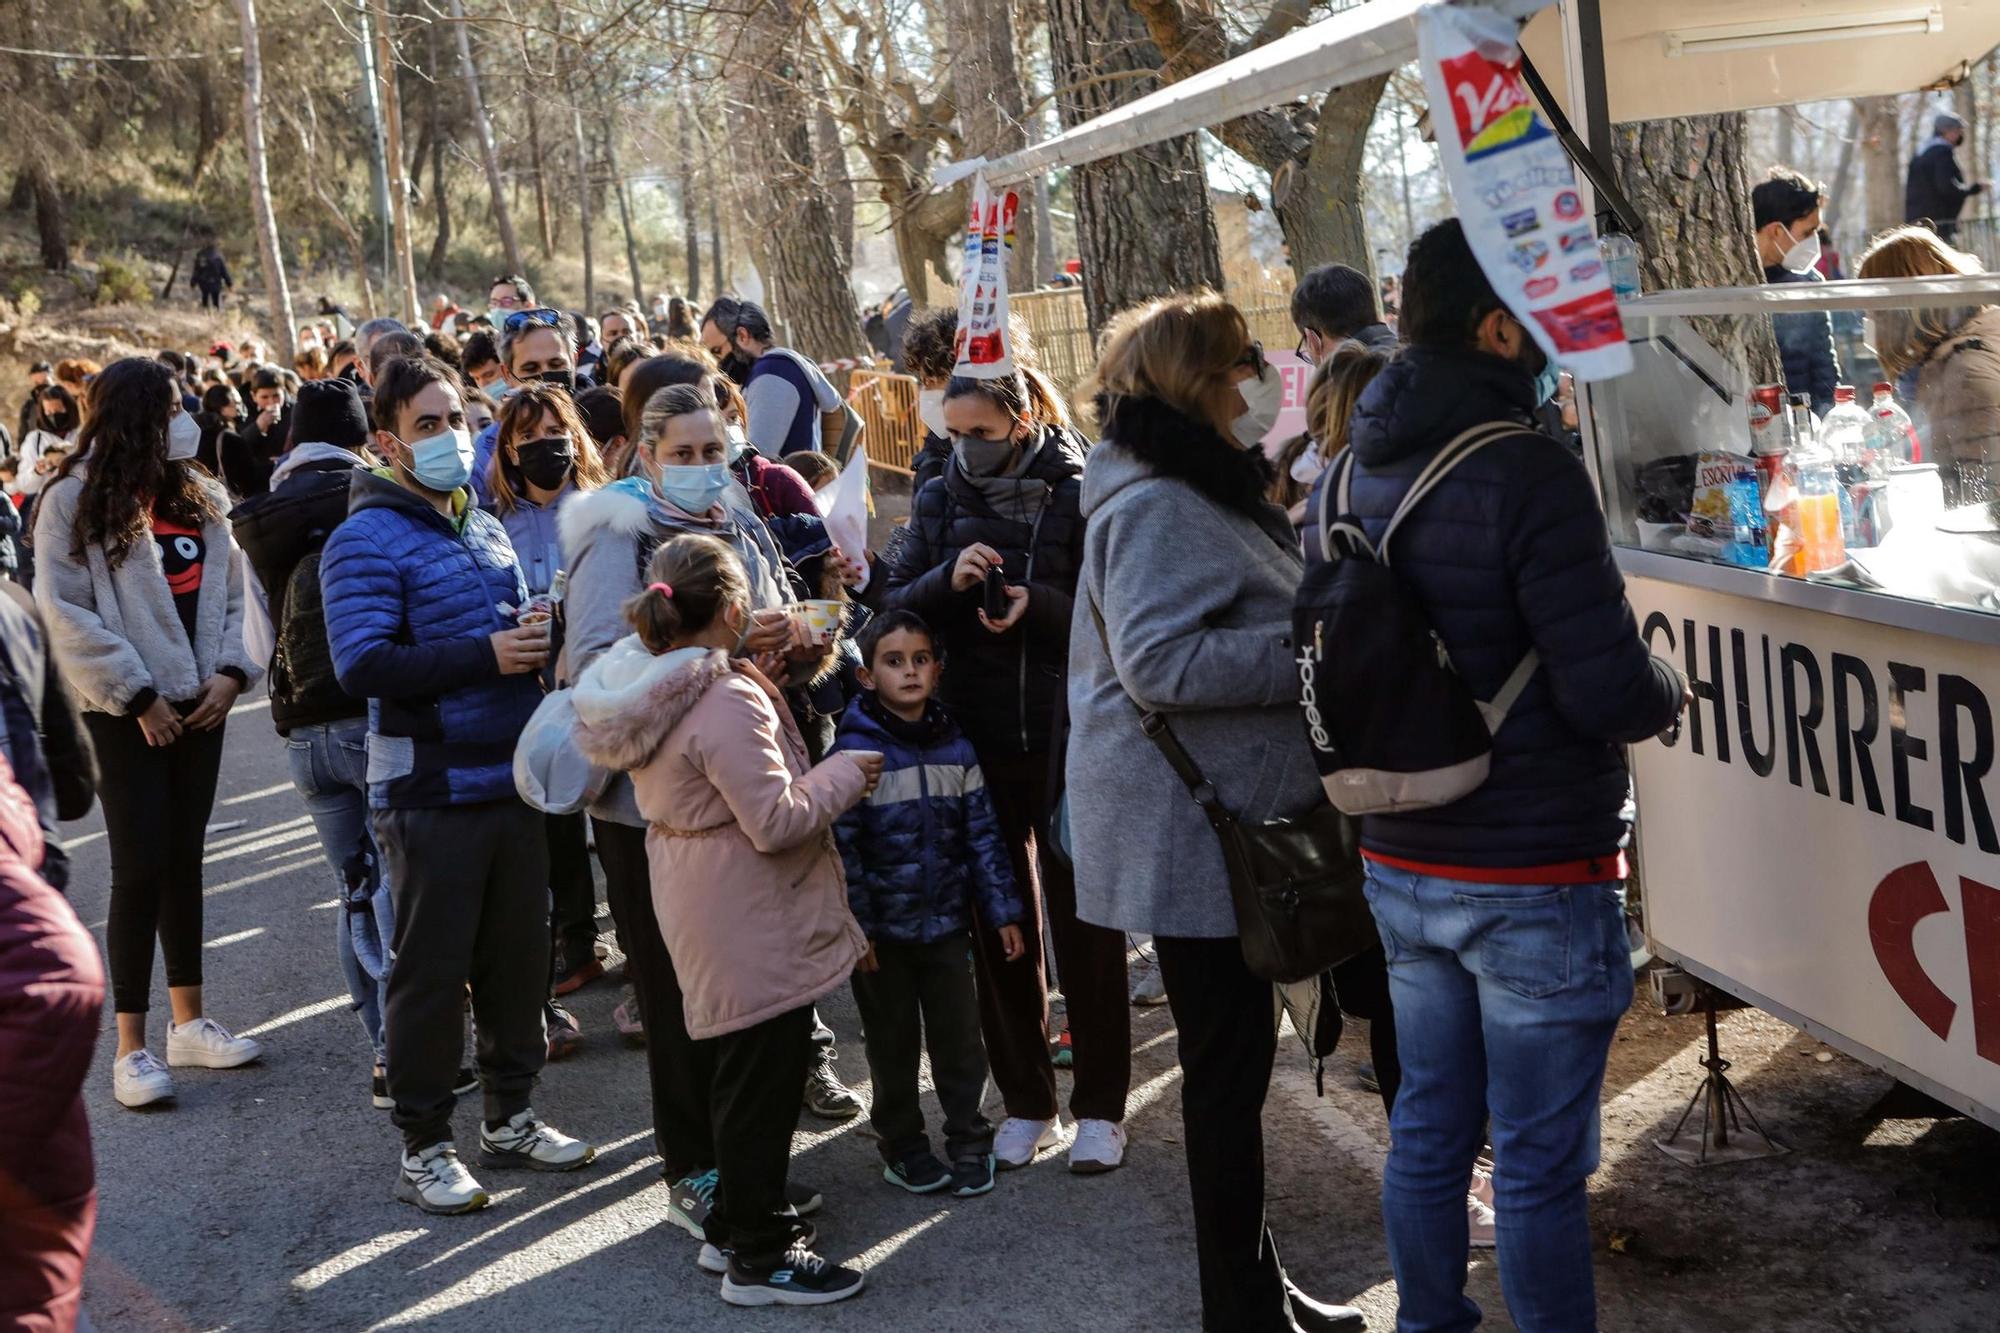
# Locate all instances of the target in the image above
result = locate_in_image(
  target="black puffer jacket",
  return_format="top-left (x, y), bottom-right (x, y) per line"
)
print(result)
top-left (1328, 344), bottom-right (1682, 868)
top-left (882, 424), bottom-right (1086, 758)
top-left (229, 453), bottom-right (367, 735)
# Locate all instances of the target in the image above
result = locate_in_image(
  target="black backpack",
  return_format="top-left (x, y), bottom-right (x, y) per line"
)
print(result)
top-left (1296, 422), bottom-right (1539, 815)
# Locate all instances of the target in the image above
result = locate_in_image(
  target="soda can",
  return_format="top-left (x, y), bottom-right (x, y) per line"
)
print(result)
top-left (1748, 384), bottom-right (1787, 456)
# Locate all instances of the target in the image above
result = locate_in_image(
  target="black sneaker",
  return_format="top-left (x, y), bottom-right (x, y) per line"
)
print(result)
top-left (783, 1180), bottom-right (823, 1217)
top-left (949, 1153), bottom-right (996, 1198)
top-left (720, 1242), bottom-right (865, 1307)
top-left (666, 1168), bottom-right (718, 1239)
top-left (371, 1069), bottom-right (392, 1110)
top-left (698, 1220), bottom-right (816, 1275)
top-left (803, 1055), bottom-right (864, 1120)
top-left (453, 1067), bottom-right (479, 1097)
top-left (882, 1151), bottom-right (950, 1194)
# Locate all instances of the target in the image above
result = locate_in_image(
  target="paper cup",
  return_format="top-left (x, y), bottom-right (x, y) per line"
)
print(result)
top-left (516, 610), bottom-right (553, 629)
top-left (798, 599), bottom-right (845, 644)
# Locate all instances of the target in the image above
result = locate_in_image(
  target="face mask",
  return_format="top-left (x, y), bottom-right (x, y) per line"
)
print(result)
top-left (515, 436), bottom-right (575, 490)
top-left (724, 424), bottom-right (754, 464)
top-left (953, 433), bottom-right (1017, 478)
top-left (918, 388), bottom-right (949, 439)
top-left (1521, 341), bottom-right (1561, 407)
top-left (655, 461), bottom-right (732, 515)
top-left (1231, 366), bottom-right (1286, 449)
top-left (166, 410), bottom-right (201, 461)
top-left (537, 368), bottom-right (576, 394)
top-left (1289, 446), bottom-right (1328, 486)
top-left (398, 426), bottom-right (474, 493)
top-left (1781, 229), bottom-right (1822, 275)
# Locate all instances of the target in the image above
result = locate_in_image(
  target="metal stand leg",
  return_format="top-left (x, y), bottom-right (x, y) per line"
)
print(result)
top-left (1655, 987), bottom-right (1787, 1167)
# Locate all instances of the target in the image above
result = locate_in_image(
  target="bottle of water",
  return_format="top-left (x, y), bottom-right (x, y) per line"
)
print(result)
top-left (1820, 385), bottom-right (1870, 546)
top-left (1600, 233), bottom-right (1641, 300)
top-left (1865, 382), bottom-right (1921, 464)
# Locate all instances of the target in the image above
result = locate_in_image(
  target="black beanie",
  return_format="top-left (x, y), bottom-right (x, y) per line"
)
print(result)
top-left (291, 378), bottom-right (370, 450)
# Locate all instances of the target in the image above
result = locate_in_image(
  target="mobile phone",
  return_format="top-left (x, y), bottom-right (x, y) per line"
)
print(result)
top-left (983, 565), bottom-right (1009, 621)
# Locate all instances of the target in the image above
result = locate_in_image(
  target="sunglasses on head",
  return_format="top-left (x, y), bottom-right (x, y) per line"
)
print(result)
top-left (503, 307), bottom-right (562, 333)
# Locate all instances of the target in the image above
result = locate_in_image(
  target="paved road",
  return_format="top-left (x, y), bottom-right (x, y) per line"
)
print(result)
top-left (66, 691), bottom-right (2000, 1331)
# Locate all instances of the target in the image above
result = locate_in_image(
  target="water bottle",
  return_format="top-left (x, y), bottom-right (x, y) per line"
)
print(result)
top-left (1600, 233), bottom-right (1641, 300)
top-left (1866, 382), bottom-right (1921, 464)
top-left (1819, 385), bottom-right (1870, 546)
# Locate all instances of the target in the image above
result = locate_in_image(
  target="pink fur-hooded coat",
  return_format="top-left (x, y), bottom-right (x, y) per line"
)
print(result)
top-left (570, 637), bottom-right (869, 1039)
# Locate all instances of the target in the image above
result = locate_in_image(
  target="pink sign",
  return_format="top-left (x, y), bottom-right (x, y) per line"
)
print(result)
top-left (1260, 348), bottom-right (1313, 459)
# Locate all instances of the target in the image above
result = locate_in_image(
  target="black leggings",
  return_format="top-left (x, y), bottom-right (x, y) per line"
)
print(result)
top-left (85, 711), bottom-right (227, 1014)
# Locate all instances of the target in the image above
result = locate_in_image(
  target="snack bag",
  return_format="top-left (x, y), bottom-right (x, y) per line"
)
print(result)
top-left (1686, 451), bottom-right (1767, 568)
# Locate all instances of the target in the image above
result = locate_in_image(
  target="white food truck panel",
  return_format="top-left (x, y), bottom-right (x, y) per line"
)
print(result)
top-left (1628, 575), bottom-right (2000, 1126)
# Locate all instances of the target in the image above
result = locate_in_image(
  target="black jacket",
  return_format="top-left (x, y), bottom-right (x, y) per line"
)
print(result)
top-left (1330, 344), bottom-right (1682, 869)
top-left (882, 424), bottom-right (1087, 758)
top-left (229, 454), bottom-right (368, 734)
top-left (911, 431), bottom-right (952, 495)
top-left (1906, 140), bottom-right (1983, 229)
top-left (1764, 265), bottom-right (1841, 417)
top-left (224, 401), bottom-right (293, 497)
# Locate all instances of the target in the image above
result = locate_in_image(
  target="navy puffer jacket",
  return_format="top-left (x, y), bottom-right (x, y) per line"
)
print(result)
top-left (1323, 345), bottom-right (1682, 869)
top-left (829, 696), bottom-right (1020, 944)
top-left (321, 470), bottom-right (540, 809)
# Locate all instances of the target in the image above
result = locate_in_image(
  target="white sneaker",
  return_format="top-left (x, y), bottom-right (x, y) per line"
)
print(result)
top-left (1129, 963), bottom-right (1169, 1007)
top-left (113, 1050), bottom-right (175, 1108)
top-left (993, 1116), bottom-right (1062, 1170)
top-left (1467, 1192), bottom-right (1497, 1250)
top-left (165, 1017), bottom-right (262, 1069)
top-left (1067, 1118), bottom-right (1127, 1174)
top-left (478, 1108), bottom-right (596, 1172)
top-left (395, 1142), bottom-right (489, 1214)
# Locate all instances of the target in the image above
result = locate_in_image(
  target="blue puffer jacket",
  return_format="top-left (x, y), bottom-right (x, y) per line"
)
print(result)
top-left (1765, 265), bottom-right (1841, 416)
top-left (1326, 345), bottom-right (1682, 869)
top-left (321, 470), bottom-right (540, 809)
top-left (830, 696), bottom-right (1020, 944)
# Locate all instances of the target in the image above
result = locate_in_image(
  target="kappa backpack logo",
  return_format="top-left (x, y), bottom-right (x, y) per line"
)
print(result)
top-left (1294, 422), bottom-right (1539, 816)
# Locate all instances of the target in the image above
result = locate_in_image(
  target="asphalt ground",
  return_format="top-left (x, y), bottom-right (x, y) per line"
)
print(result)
top-left (66, 690), bottom-right (2000, 1331)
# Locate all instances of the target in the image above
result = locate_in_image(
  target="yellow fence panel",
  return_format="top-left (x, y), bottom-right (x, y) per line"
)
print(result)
top-left (848, 368), bottom-right (924, 477)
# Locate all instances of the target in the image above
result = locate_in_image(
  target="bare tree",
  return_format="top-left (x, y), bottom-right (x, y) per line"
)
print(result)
top-left (286, 94), bottom-right (378, 315)
top-left (451, 0), bottom-right (524, 276)
top-left (371, 0), bottom-right (421, 325)
top-left (1858, 96), bottom-right (1904, 237)
top-left (1047, 0), bottom-right (1223, 335)
top-left (938, 0), bottom-right (1038, 289)
top-left (424, 19), bottom-right (453, 281)
top-left (234, 0), bottom-right (298, 358)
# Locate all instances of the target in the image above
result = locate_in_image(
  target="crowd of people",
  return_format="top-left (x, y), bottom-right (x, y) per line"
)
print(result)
top-left (100, 169), bottom-right (2000, 1326)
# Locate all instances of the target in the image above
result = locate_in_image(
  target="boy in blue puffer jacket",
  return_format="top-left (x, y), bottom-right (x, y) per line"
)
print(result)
top-left (830, 610), bottom-right (1022, 1200)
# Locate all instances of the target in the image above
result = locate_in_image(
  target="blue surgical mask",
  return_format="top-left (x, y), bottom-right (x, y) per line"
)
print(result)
top-left (655, 461), bottom-right (731, 515)
top-left (398, 426), bottom-right (474, 493)
top-left (1532, 356), bottom-right (1561, 408)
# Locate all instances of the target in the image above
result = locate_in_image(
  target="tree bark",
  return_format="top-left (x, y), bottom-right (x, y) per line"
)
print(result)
top-left (27, 162), bottom-right (66, 273)
top-left (1858, 96), bottom-right (1903, 237)
top-left (524, 79), bottom-right (555, 261)
top-left (425, 20), bottom-right (452, 281)
top-left (1611, 113), bottom-right (1779, 381)
top-left (372, 0), bottom-right (421, 326)
top-left (680, 122), bottom-right (701, 301)
top-left (294, 95), bottom-right (378, 315)
top-left (450, 0), bottom-right (523, 276)
top-left (570, 108), bottom-right (596, 313)
top-left (938, 0), bottom-right (1037, 290)
top-left (233, 0), bottom-right (296, 357)
top-left (1047, 0), bottom-right (1222, 336)
top-left (735, 0), bottom-right (868, 361)
top-left (603, 118), bottom-right (645, 308)
top-left (815, 97), bottom-right (855, 268)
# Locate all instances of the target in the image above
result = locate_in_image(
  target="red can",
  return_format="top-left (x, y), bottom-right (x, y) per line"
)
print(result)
top-left (1748, 384), bottom-right (1787, 456)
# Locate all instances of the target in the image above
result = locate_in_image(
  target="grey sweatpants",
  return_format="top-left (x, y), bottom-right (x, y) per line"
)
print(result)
top-left (375, 799), bottom-right (551, 1152)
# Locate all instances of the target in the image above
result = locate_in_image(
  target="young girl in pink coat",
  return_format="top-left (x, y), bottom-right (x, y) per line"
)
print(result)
top-left (571, 532), bottom-right (881, 1309)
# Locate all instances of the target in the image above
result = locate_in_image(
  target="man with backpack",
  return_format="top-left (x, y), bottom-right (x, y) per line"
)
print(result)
top-left (1305, 218), bottom-right (1686, 1332)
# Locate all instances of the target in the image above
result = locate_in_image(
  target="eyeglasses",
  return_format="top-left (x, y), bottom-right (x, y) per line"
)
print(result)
top-left (503, 307), bottom-right (563, 334)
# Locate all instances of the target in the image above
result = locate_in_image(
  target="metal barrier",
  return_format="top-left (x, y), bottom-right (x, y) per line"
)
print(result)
top-left (849, 367), bottom-right (924, 476)
top-left (1009, 282), bottom-right (1298, 406)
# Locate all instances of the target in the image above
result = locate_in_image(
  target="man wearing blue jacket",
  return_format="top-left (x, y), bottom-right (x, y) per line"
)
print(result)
top-left (1752, 167), bottom-right (1841, 416)
top-left (321, 354), bottom-right (594, 1216)
top-left (1331, 219), bottom-right (1686, 1332)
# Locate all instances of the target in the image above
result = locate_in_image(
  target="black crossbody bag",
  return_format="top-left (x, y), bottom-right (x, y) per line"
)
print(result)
top-left (1087, 599), bottom-right (1375, 984)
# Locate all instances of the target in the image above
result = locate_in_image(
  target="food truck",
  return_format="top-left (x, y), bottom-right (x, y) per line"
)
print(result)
top-left (943, 0), bottom-right (2000, 1133)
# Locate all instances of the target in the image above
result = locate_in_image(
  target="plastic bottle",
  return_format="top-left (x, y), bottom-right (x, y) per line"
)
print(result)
top-left (1866, 382), bottom-right (1922, 465)
top-left (1600, 233), bottom-right (1642, 300)
top-left (1820, 384), bottom-right (1870, 546)
top-left (1789, 399), bottom-right (1846, 574)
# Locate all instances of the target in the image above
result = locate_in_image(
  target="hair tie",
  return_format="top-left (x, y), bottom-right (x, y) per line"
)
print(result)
top-left (648, 582), bottom-right (674, 600)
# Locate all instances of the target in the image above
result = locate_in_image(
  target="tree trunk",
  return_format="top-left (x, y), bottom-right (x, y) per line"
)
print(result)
top-left (233, 0), bottom-right (296, 358)
top-left (603, 119), bottom-right (645, 308)
top-left (1032, 173), bottom-right (1055, 289)
top-left (425, 20), bottom-right (452, 281)
top-left (525, 88), bottom-right (555, 261)
top-left (709, 169), bottom-right (725, 295)
top-left (815, 97), bottom-right (855, 268)
top-left (450, 0), bottom-right (523, 276)
top-left (1858, 96), bottom-right (1903, 237)
top-left (8, 173), bottom-right (29, 213)
top-left (372, 0), bottom-right (421, 326)
top-left (1047, 0), bottom-right (1222, 336)
top-left (1826, 103), bottom-right (1863, 238)
top-left (1611, 113), bottom-right (1779, 382)
top-left (297, 95), bottom-right (379, 314)
top-left (1273, 76), bottom-right (1387, 279)
top-left (680, 124), bottom-right (701, 302)
top-left (940, 0), bottom-right (1038, 289)
top-left (27, 162), bottom-right (66, 273)
top-left (735, 0), bottom-right (869, 360)
top-left (570, 108), bottom-right (595, 313)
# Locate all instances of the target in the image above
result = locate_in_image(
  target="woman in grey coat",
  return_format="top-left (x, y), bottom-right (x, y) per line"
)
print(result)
top-left (1067, 295), bottom-right (1363, 1333)
top-left (33, 358), bottom-right (263, 1111)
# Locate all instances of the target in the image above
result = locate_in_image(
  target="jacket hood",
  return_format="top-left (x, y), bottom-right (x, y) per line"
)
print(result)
top-left (1347, 344), bottom-right (1538, 467)
top-left (558, 477), bottom-right (652, 557)
top-left (1930, 304), bottom-right (2000, 363)
top-left (346, 467), bottom-right (468, 522)
top-left (1083, 394), bottom-right (1278, 527)
top-left (270, 442), bottom-right (366, 489)
top-left (571, 640), bottom-right (735, 771)
top-left (843, 693), bottom-right (954, 749)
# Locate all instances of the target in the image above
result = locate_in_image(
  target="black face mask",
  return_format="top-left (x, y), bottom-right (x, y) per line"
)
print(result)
top-left (537, 368), bottom-right (577, 394)
top-left (515, 436), bottom-right (576, 490)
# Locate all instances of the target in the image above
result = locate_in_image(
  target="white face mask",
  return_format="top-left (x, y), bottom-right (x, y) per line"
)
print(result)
top-left (1231, 366), bottom-right (1286, 450)
top-left (1289, 446), bottom-right (1328, 486)
top-left (166, 410), bottom-right (201, 461)
top-left (1781, 229), bottom-right (1822, 275)
top-left (918, 388), bottom-right (949, 439)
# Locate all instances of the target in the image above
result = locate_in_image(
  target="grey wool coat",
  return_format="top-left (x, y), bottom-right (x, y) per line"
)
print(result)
top-left (32, 471), bottom-right (259, 716)
top-left (1065, 396), bottom-right (1323, 939)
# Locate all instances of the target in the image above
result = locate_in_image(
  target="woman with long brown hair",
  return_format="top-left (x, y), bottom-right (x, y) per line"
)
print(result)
top-left (33, 357), bottom-right (263, 1110)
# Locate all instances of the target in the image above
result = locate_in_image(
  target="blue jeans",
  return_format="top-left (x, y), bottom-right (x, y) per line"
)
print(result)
top-left (1364, 862), bottom-right (1632, 1333)
top-left (286, 720), bottom-right (394, 1063)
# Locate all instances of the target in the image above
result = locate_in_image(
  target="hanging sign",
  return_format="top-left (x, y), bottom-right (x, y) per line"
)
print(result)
top-left (953, 173), bottom-right (1019, 379)
top-left (1416, 2), bottom-right (1631, 381)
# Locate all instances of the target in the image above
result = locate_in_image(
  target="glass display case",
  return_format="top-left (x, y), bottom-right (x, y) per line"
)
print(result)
top-left (1585, 274), bottom-right (2000, 646)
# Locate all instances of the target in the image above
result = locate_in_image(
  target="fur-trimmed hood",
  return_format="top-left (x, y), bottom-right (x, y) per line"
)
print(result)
top-left (558, 477), bottom-right (654, 561)
top-left (571, 640), bottom-right (734, 772)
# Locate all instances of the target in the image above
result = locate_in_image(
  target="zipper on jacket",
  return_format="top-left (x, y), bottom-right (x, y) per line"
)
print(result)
top-left (1018, 500), bottom-right (1048, 753)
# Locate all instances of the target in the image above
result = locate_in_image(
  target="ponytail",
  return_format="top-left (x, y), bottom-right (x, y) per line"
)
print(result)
top-left (943, 366), bottom-right (1072, 433)
top-left (621, 533), bottom-right (750, 654)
